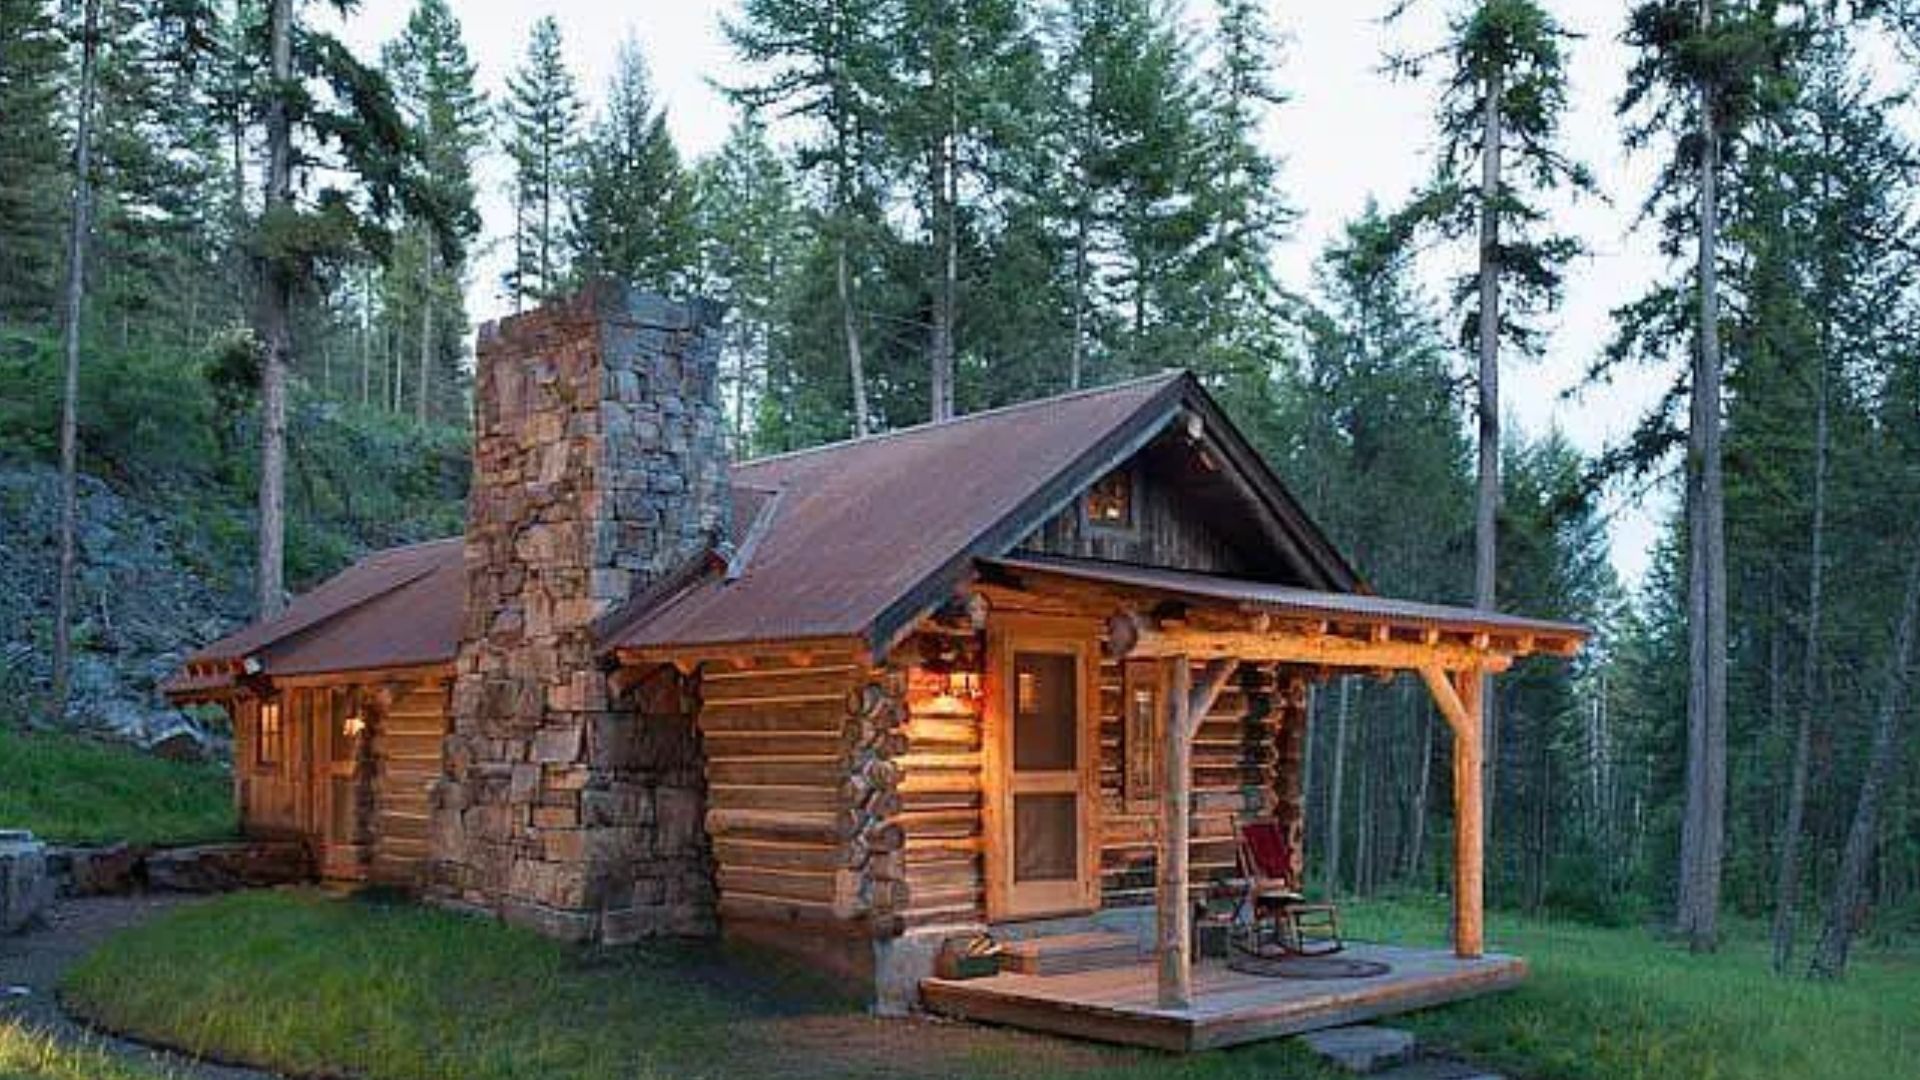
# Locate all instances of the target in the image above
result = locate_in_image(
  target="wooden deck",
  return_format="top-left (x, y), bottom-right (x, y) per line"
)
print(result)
top-left (920, 944), bottom-right (1526, 1052)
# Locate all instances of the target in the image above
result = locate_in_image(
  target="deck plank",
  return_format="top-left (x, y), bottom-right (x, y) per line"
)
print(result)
top-left (921, 943), bottom-right (1526, 1052)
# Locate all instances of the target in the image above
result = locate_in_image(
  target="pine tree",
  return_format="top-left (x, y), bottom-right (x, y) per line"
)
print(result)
top-left (727, 0), bottom-right (891, 437)
top-left (1181, 0), bottom-right (1295, 420)
top-left (0, 0), bottom-right (70, 324)
top-left (248, 0), bottom-right (435, 615)
top-left (1389, 0), bottom-right (1594, 840)
top-left (570, 37), bottom-right (695, 294)
top-left (50, 0), bottom-right (102, 723)
top-left (1617, 0), bottom-right (1796, 951)
top-left (1285, 206), bottom-right (1472, 896)
top-left (502, 15), bottom-right (580, 308)
top-left (384, 0), bottom-right (485, 425)
top-left (694, 117), bottom-right (803, 456)
top-left (1040, 0), bottom-right (1208, 387)
top-left (880, 0), bottom-right (1042, 420)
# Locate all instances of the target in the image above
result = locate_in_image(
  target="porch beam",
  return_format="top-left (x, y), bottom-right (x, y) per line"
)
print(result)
top-left (1108, 612), bottom-right (1513, 673)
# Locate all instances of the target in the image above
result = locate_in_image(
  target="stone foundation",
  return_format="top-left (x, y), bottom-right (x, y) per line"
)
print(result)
top-left (429, 282), bottom-right (728, 943)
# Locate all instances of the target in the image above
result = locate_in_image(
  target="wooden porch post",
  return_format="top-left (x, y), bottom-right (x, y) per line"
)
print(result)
top-left (1419, 665), bottom-right (1485, 959)
top-left (1155, 657), bottom-right (1238, 1010)
top-left (1452, 671), bottom-right (1484, 959)
top-left (1156, 655), bottom-right (1193, 1009)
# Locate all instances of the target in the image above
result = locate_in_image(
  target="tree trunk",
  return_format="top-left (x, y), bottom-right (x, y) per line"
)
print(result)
top-left (836, 232), bottom-right (870, 438)
top-left (253, 0), bottom-right (294, 619)
top-left (1474, 55), bottom-right (1506, 858)
top-left (1809, 538), bottom-right (1920, 978)
top-left (928, 110), bottom-right (956, 422)
top-left (417, 247), bottom-right (433, 425)
top-left (359, 274), bottom-right (371, 407)
top-left (50, 0), bottom-right (102, 725)
top-left (1070, 202), bottom-right (1088, 391)
top-left (1327, 677), bottom-right (1352, 895)
top-left (1677, 0), bottom-right (1729, 951)
top-left (1408, 692), bottom-right (1433, 881)
top-left (1773, 328), bottom-right (1828, 973)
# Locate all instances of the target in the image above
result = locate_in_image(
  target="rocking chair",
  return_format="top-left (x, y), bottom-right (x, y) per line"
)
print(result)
top-left (1230, 821), bottom-right (1342, 957)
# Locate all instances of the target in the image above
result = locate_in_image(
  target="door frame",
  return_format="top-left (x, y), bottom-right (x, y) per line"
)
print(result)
top-left (982, 614), bottom-right (1103, 921)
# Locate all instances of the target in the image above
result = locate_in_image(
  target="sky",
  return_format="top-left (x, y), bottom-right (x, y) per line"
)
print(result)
top-left (333, 0), bottom-right (1700, 590)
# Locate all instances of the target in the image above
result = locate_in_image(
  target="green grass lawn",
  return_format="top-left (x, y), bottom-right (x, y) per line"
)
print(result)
top-left (0, 728), bottom-right (233, 846)
top-left (58, 889), bottom-right (1919, 1080)
top-left (1339, 899), bottom-right (1920, 1080)
top-left (0, 1021), bottom-right (171, 1080)
top-left (61, 890), bottom-right (1340, 1080)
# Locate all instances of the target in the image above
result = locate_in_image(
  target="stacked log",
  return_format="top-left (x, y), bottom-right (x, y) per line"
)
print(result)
top-left (1099, 660), bottom-right (1278, 907)
top-left (1269, 670), bottom-right (1310, 883)
top-left (372, 680), bottom-right (449, 885)
top-left (698, 652), bottom-right (867, 926)
top-left (842, 670), bottom-right (909, 926)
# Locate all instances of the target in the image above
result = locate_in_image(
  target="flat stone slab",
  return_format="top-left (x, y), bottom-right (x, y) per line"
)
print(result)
top-left (1300, 1025), bottom-right (1419, 1073)
top-left (1375, 1059), bottom-right (1505, 1080)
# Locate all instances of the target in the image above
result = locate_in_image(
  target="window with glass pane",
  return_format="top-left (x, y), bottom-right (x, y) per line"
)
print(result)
top-left (257, 701), bottom-right (282, 767)
top-left (1012, 652), bottom-right (1077, 771)
top-left (1014, 793), bottom-right (1078, 881)
top-left (1086, 467), bottom-right (1134, 528)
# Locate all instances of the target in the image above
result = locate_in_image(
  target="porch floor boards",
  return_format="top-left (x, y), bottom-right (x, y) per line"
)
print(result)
top-left (920, 943), bottom-right (1526, 1052)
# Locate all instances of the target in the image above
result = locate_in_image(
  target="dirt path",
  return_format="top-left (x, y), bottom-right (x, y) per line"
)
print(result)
top-left (0, 895), bottom-right (284, 1080)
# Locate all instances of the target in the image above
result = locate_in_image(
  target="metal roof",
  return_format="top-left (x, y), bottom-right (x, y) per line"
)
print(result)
top-left (168, 371), bottom-right (1392, 692)
top-left (986, 554), bottom-right (1589, 643)
top-left (608, 372), bottom-right (1212, 654)
top-left (165, 538), bottom-right (464, 696)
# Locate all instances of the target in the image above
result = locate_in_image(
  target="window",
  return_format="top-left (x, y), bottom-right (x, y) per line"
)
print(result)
top-left (1122, 661), bottom-right (1161, 809)
top-left (256, 700), bottom-right (283, 768)
top-left (1085, 467), bottom-right (1134, 529)
top-left (1012, 652), bottom-right (1078, 772)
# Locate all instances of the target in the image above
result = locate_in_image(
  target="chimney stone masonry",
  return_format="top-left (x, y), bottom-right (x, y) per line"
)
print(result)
top-left (430, 281), bottom-right (728, 943)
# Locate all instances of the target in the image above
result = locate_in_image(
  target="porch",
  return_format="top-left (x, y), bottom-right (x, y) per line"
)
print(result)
top-left (921, 942), bottom-right (1527, 1052)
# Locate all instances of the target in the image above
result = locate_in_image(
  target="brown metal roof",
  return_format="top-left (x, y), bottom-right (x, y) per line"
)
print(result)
top-left (166, 538), bottom-right (464, 697)
top-left (169, 370), bottom-right (1380, 692)
top-left (986, 554), bottom-right (1590, 644)
top-left (609, 372), bottom-right (1204, 655)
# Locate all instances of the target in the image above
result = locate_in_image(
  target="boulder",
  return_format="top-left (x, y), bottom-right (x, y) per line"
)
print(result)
top-left (0, 830), bottom-right (55, 934)
top-left (143, 719), bottom-right (210, 762)
top-left (56, 842), bottom-right (144, 896)
top-left (144, 840), bottom-right (311, 892)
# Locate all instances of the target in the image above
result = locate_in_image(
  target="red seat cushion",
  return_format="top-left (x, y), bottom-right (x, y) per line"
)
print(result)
top-left (1241, 821), bottom-right (1293, 882)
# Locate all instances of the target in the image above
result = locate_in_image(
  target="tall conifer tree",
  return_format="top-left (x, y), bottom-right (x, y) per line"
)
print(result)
top-left (502, 15), bottom-right (580, 308)
top-left (571, 38), bottom-right (695, 293)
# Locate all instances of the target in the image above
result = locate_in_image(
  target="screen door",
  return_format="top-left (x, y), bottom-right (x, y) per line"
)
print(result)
top-left (990, 631), bottom-right (1098, 918)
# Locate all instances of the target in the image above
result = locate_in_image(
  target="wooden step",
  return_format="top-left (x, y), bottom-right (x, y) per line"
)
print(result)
top-left (999, 931), bottom-right (1143, 976)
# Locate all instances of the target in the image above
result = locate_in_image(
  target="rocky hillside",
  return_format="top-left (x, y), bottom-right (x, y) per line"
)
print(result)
top-left (2, 342), bottom-right (469, 753)
top-left (1, 464), bottom-right (250, 746)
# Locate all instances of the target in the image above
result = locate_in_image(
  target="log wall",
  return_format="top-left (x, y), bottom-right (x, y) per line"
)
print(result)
top-left (229, 677), bottom-right (450, 887)
top-left (696, 649), bottom-right (876, 929)
top-left (695, 640), bottom-right (1311, 945)
top-left (371, 680), bottom-right (449, 885)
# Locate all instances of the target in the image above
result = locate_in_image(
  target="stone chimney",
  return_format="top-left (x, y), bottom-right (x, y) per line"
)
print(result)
top-left (431, 281), bottom-right (728, 943)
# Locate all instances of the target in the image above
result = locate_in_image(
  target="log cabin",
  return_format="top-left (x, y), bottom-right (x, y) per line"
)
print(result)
top-left (167, 282), bottom-right (1585, 1048)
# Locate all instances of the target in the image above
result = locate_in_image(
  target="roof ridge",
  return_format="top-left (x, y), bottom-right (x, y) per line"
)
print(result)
top-left (731, 370), bottom-right (1188, 472)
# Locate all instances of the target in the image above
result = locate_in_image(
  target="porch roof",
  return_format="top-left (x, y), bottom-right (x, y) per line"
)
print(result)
top-left (983, 553), bottom-right (1588, 660)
